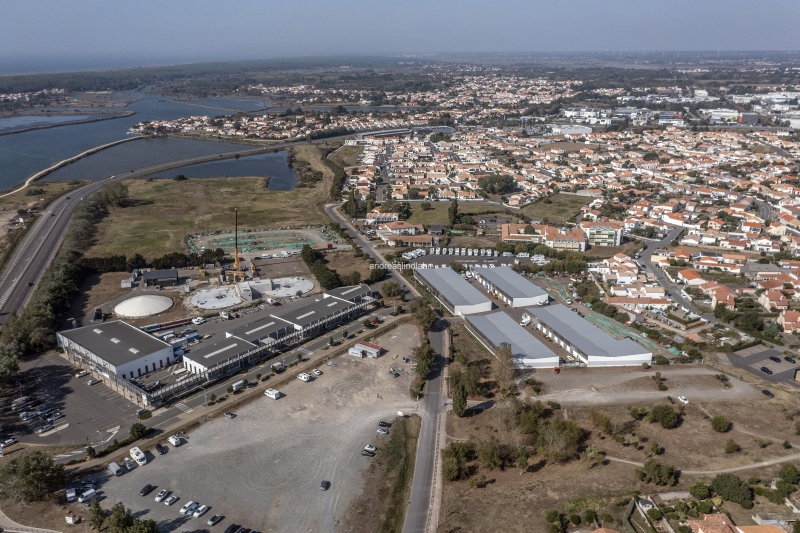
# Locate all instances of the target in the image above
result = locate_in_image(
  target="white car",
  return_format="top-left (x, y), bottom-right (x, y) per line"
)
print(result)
top-left (312, 369), bottom-right (322, 376)
top-left (155, 490), bottom-right (169, 502)
top-left (164, 495), bottom-right (178, 506)
top-left (123, 458), bottom-right (135, 470)
top-left (193, 504), bottom-right (209, 518)
top-left (87, 378), bottom-right (101, 386)
top-left (678, 396), bottom-right (689, 405)
top-left (364, 444), bottom-right (376, 453)
top-left (179, 501), bottom-right (195, 515)
top-left (191, 317), bottom-right (205, 325)
top-left (297, 373), bottom-right (311, 382)
top-left (75, 370), bottom-right (88, 378)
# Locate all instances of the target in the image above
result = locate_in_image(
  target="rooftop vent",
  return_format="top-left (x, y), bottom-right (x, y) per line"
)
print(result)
top-left (129, 348), bottom-right (139, 354)
top-left (110, 338), bottom-right (120, 344)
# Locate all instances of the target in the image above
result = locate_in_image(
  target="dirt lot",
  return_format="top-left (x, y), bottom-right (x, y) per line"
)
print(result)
top-left (439, 363), bottom-right (800, 532)
top-left (86, 324), bottom-right (421, 533)
top-left (62, 271), bottom-right (131, 321)
top-left (325, 250), bottom-right (373, 282)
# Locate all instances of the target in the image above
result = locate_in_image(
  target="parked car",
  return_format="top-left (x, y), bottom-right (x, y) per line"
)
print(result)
top-left (191, 317), bottom-right (205, 325)
top-left (361, 449), bottom-right (375, 457)
top-left (223, 525), bottom-right (238, 533)
top-left (185, 502), bottom-right (200, 516)
top-left (123, 458), bottom-right (135, 470)
top-left (207, 515), bottom-right (223, 526)
top-left (377, 428), bottom-right (389, 435)
top-left (87, 379), bottom-right (101, 386)
top-left (762, 389), bottom-right (775, 398)
top-left (75, 370), bottom-right (89, 378)
top-left (786, 356), bottom-right (796, 364)
top-left (155, 490), bottom-right (169, 502)
top-left (312, 369), bottom-right (322, 376)
top-left (224, 412), bottom-right (236, 419)
top-left (37, 424), bottom-right (54, 434)
top-left (180, 501), bottom-right (196, 515)
top-left (193, 505), bottom-right (209, 518)
top-left (20, 412), bottom-right (36, 421)
top-left (164, 495), bottom-right (178, 506)
top-left (320, 480), bottom-right (330, 491)
top-left (37, 407), bottom-right (54, 416)
top-left (46, 412), bottom-right (63, 423)
top-left (0, 438), bottom-right (16, 448)
top-left (761, 367), bottom-right (774, 375)
top-left (364, 444), bottom-right (376, 453)
top-left (140, 484), bottom-right (154, 496)
top-left (769, 356), bottom-right (782, 363)
top-left (677, 396), bottom-right (689, 405)
top-left (378, 421), bottom-right (392, 428)
top-left (156, 443), bottom-right (167, 455)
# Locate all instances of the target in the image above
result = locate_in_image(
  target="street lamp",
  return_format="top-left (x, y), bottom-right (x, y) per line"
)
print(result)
top-left (200, 385), bottom-right (207, 405)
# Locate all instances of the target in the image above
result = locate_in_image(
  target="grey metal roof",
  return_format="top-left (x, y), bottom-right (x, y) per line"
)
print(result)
top-left (185, 337), bottom-right (256, 368)
top-left (278, 297), bottom-right (356, 329)
top-left (58, 321), bottom-right (170, 367)
top-left (527, 304), bottom-right (649, 358)
top-left (466, 312), bottom-right (558, 362)
top-left (227, 315), bottom-right (297, 344)
top-left (323, 284), bottom-right (373, 302)
top-left (143, 269), bottom-right (178, 280)
top-left (414, 267), bottom-right (491, 308)
top-left (474, 266), bottom-right (548, 300)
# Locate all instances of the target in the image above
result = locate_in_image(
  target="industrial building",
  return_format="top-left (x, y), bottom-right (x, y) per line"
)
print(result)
top-left (465, 312), bottom-right (560, 369)
top-left (143, 269), bottom-right (180, 287)
top-left (349, 341), bottom-right (383, 358)
top-left (183, 284), bottom-right (376, 377)
top-left (57, 321), bottom-right (176, 380)
top-left (413, 267), bottom-right (492, 316)
top-left (527, 304), bottom-right (652, 367)
top-left (472, 266), bottom-right (549, 307)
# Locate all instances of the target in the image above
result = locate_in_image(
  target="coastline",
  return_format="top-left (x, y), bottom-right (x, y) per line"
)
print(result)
top-left (0, 136), bottom-right (144, 198)
top-left (0, 110), bottom-right (136, 137)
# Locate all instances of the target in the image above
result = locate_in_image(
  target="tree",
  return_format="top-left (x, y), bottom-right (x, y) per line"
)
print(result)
top-left (448, 198), bottom-right (459, 226)
top-left (710, 473), bottom-right (752, 504)
top-left (648, 405), bottom-right (678, 429)
top-left (86, 445), bottom-right (96, 458)
top-left (441, 442), bottom-right (473, 481)
top-left (711, 415), bottom-right (731, 432)
top-left (636, 459), bottom-right (677, 486)
top-left (413, 341), bottom-right (436, 378)
top-left (127, 519), bottom-right (159, 533)
top-left (0, 451), bottom-right (65, 503)
top-left (0, 342), bottom-right (21, 390)
top-left (411, 299), bottom-right (437, 332)
top-left (382, 281), bottom-right (401, 301)
top-left (452, 382), bottom-right (467, 417)
top-left (209, 393), bottom-right (217, 403)
top-left (478, 440), bottom-right (502, 470)
top-left (420, 202), bottom-right (432, 211)
top-left (690, 480), bottom-right (710, 500)
top-left (89, 499), bottom-right (106, 530)
top-left (129, 422), bottom-right (147, 440)
top-left (127, 253), bottom-right (147, 270)
top-left (108, 502), bottom-right (134, 533)
top-left (227, 385), bottom-right (234, 394)
top-left (539, 418), bottom-right (583, 463)
top-left (491, 342), bottom-right (515, 386)
top-left (780, 464), bottom-right (800, 485)
top-left (516, 447), bottom-right (528, 473)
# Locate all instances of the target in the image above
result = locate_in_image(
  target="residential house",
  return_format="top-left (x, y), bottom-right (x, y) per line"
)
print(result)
top-left (778, 310), bottom-right (800, 333)
top-left (758, 289), bottom-right (789, 311)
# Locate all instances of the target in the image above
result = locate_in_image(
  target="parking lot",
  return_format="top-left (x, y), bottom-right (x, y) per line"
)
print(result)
top-left (728, 346), bottom-right (800, 388)
top-left (2, 352), bottom-right (140, 450)
top-left (92, 324), bottom-right (421, 533)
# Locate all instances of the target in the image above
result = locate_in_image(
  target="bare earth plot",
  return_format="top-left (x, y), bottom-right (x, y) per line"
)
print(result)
top-left (97, 325), bottom-right (420, 533)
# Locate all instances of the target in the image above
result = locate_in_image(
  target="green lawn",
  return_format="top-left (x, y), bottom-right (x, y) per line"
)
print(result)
top-left (405, 202), bottom-right (509, 226)
top-left (522, 193), bottom-right (592, 223)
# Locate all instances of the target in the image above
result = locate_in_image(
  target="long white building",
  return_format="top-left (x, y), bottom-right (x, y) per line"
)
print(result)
top-left (472, 266), bottom-right (549, 307)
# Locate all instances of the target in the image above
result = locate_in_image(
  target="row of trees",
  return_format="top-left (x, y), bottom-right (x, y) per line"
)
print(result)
top-left (300, 245), bottom-right (341, 290)
top-left (82, 247), bottom-right (228, 273)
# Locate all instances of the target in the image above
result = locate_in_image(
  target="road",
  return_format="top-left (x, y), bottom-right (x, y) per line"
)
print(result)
top-left (402, 320), bottom-right (444, 533)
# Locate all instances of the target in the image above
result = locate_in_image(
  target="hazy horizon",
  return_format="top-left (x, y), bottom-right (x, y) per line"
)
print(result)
top-left (2, 0), bottom-right (800, 76)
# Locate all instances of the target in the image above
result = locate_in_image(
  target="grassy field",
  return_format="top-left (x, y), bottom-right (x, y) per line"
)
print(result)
top-left (405, 202), bottom-right (509, 226)
top-left (86, 145), bottom-right (335, 259)
top-left (522, 193), bottom-right (592, 223)
top-left (328, 145), bottom-right (364, 168)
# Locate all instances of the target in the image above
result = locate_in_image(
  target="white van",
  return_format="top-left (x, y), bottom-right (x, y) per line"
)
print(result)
top-left (78, 489), bottom-right (96, 503)
top-left (168, 435), bottom-right (181, 447)
top-left (130, 447), bottom-right (147, 466)
top-left (108, 462), bottom-right (123, 476)
top-left (297, 373), bottom-right (311, 382)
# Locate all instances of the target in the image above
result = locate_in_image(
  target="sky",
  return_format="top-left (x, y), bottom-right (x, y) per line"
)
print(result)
top-left (1, 0), bottom-right (799, 74)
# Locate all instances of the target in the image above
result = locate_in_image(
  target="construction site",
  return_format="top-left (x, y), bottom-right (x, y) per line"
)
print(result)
top-left (187, 225), bottom-right (350, 261)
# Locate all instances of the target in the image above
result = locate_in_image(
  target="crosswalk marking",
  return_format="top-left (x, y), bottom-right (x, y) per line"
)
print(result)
top-left (175, 403), bottom-right (193, 413)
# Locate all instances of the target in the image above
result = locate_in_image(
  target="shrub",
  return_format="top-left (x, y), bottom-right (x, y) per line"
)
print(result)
top-left (648, 405), bottom-right (678, 429)
top-left (710, 473), bottom-right (752, 504)
top-left (636, 459), bottom-right (677, 486)
top-left (545, 510), bottom-right (560, 524)
top-left (725, 439), bottom-right (741, 454)
top-left (584, 510), bottom-right (596, 524)
top-left (780, 464), bottom-right (800, 485)
top-left (569, 514), bottom-right (581, 525)
top-left (740, 500), bottom-right (753, 509)
top-left (647, 508), bottom-right (663, 521)
top-left (690, 480), bottom-right (710, 500)
top-left (747, 476), bottom-right (761, 485)
top-left (710, 415), bottom-right (731, 432)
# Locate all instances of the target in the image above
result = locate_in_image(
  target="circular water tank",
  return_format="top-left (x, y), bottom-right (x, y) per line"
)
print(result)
top-left (114, 295), bottom-right (173, 318)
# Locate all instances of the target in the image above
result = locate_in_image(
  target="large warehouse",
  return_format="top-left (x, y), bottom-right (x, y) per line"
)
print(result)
top-left (527, 304), bottom-right (652, 367)
top-left (414, 267), bottom-right (492, 316)
top-left (472, 266), bottom-right (549, 307)
top-left (465, 311), bottom-right (560, 368)
top-left (57, 321), bottom-right (176, 379)
top-left (184, 284), bottom-right (376, 377)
